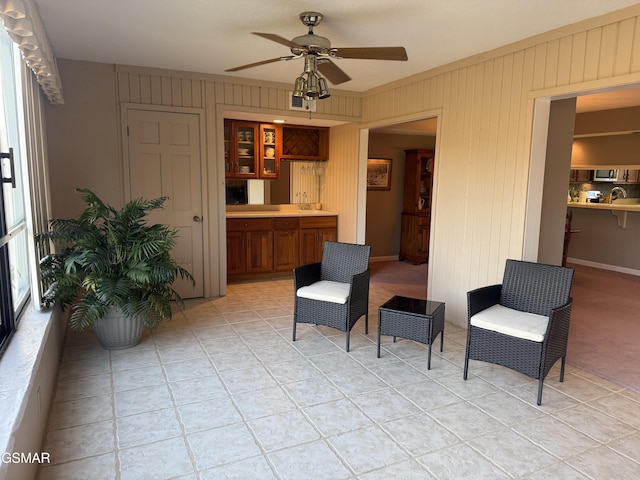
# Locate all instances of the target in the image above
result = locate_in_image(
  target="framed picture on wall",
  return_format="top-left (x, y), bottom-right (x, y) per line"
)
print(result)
top-left (367, 158), bottom-right (392, 190)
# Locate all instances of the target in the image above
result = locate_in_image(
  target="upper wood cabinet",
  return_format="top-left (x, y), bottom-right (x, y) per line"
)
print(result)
top-left (615, 169), bottom-right (640, 184)
top-left (259, 124), bottom-right (281, 179)
top-left (403, 149), bottom-right (434, 215)
top-left (225, 120), bottom-right (329, 179)
top-left (225, 119), bottom-right (259, 179)
top-left (569, 169), bottom-right (592, 183)
top-left (281, 125), bottom-right (329, 161)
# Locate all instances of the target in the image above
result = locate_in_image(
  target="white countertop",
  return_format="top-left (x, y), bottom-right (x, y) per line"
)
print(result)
top-left (226, 210), bottom-right (337, 218)
top-left (567, 202), bottom-right (640, 212)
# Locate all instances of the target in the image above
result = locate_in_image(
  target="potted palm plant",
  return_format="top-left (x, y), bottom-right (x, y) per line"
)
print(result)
top-left (37, 188), bottom-right (194, 349)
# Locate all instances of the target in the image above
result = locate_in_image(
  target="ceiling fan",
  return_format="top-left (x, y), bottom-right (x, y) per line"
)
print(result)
top-left (225, 11), bottom-right (408, 99)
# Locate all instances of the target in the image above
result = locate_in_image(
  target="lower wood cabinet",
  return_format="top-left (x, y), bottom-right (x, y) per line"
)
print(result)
top-left (274, 217), bottom-right (300, 271)
top-left (299, 216), bottom-right (338, 265)
top-left (226, 218), bottom-right (274, 276)
top-left (399, 213), bottom-right (430, 265)
top-left (226, 215), bottom-right (337, 280)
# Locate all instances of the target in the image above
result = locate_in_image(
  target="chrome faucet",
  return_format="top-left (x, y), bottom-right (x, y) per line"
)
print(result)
top-left (611, 186), bottom-right (627, 201)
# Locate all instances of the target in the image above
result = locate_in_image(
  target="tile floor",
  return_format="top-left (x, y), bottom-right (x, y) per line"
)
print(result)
top-left (38, 278), bottom-right (640, 479)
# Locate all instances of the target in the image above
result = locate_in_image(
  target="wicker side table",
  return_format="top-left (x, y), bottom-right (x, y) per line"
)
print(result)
top-left (377, 296), bottom-right (445, 369)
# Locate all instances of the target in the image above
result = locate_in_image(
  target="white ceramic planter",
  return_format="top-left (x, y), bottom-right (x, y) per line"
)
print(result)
top-left (92, 307), bottom-right (144, 350)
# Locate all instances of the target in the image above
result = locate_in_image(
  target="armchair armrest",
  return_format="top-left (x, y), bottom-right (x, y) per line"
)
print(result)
top-left (545, 297), bottom-right (573, 341)
top-left (349, 268), bottom-right (371, 299)
top-left (293, 262), bottom-right (321, 290)
top-left (467, 284), bottom-right (502, 321)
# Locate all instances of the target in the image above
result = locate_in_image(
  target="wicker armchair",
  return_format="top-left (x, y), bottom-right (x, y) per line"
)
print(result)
top-left (293, 242), bottom-right (371, 351)
top-left (464, 259), bottom-right (574, 405)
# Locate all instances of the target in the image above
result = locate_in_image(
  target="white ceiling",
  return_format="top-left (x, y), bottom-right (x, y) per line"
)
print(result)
top-left (34, 0), bottom-right (640, 94)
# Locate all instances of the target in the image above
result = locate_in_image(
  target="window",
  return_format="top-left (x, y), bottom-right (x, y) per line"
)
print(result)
top-left (0, 26), bottom-right (30, 353)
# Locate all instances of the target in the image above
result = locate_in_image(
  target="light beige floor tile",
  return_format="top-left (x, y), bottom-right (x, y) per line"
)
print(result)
top-left (366, 360), bottom-right (431, 387)
top-left (327, 425), bottom-right (409, 474)
top-left (187, 423), bottom-right (261, 471)
top-left (110, 346), bottom-right (160, 372)
top-left (281, 374), bottom-right (344, 407)
top-left (587, 393), bottom-right (640, 428)
top-left (435, 372), bottom-right (500, 399)
top-left (119, 437), bottom-right (193, 480)
top-left (115, 407), bottom-right (182, 448)
top-left (43, 420), bottom-right (115, 464)
top-left (177, 396), bottom-right (242, 433)
top-left (47, 394), bottom-right (114, 430)
top-left (394, 380), bottom-right (464, 410)
top-left (566, 445), bottom-right (640, 478)
top-left (552, 403), bottom-right (637, 442)
top-left (381, 413), bottom-right (459, 455)
top-left (265, 358), bottom-right (321, 384)
top-left (112, 363), bottom-right (166, 392)
top-left (606, 431), bottom-right (640, 463)
top-left (468, 429), bottom-right (557, 477)
top-left (358, 459), bottom-right (436, 480)
top-left (233, 385), bottom-right (296, 420)
top-left (417, 443), bottom-right (511, 480)
top-left (218, 366), bottom-right (279, 394)
top-left (350, 388), bottom-right (421, 422)
top-left (37, 452), bottom-right (116, 480)
top-left (157, 341), bottom-right (206, 363)
top-left (304, 398), bottom-right (373, 436)
top-left (169, 374), bottom-right (227, 405)
top-left (162, 357), bottom-right (216, 382)
top-left (512, 415), bottom-right (599, 458)
top-left (114, 384), bottom-right (173, 417)
top-left (199, 455), bottom-right (277, 480)
top-left (525, 462), bottom-right (591, 479)
top-left (472, 390), bottom-right (545, 426)
top-left (248, 409), bottom-right (320, 451)
top-left (53, 373), bottom-right (112, 403)
top-left (209, 349), bottom-right (262, 372)
top-left (268, 440), bottom-right (353, 480)
top-left (427, 402), bottom-right (504, 441)
top-left (324, 367), bottom-right (388, 396)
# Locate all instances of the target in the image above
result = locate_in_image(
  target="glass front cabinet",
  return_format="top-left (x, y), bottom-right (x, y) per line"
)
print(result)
top-left (224, 120), bottom-right (281, 180)
top-left (225, 120), bottom-right (259, 179)
top-left (260, 124), bottom-right (280, 179)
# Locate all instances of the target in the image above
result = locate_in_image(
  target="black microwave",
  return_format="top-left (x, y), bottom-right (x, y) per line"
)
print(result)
top-left (592, 169), bottom-right (618, 182)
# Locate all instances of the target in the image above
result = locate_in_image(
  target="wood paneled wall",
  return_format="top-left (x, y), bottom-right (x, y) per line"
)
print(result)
top-left (360, 5), bottom-right (640, 326)
top-left (115, 67), bottom-right (362, 118)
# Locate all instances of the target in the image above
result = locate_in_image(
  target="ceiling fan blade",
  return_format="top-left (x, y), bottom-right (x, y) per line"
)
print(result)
top-left (333, 46), bottom-right (408, 61)
top-left (225, 56), bottom-right (293, 72)
top-left (252, 32), bottom-right (298, 49)
top-left (317, 59), bottom-right (351, 85)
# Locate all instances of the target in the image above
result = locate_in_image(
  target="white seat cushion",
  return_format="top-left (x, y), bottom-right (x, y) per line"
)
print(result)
top-left (470, 304), bottom-right (549, 342)
top-left (296, 281), bottom-right (350, 304)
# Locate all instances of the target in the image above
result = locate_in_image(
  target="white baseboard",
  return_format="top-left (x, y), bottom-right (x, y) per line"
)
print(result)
top-left (370, 255), bottom-right (399, 263)
top-left (567, 257), bottom-right (640, 277)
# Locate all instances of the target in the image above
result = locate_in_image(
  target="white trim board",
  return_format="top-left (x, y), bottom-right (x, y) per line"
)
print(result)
top-left (370, 256), bottom-right (400, 262)
top-left (567, 257), bottom-right (640, 277)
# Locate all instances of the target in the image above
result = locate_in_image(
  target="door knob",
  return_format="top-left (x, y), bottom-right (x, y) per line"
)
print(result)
top-left (193, 215), bottom-right (202, 222)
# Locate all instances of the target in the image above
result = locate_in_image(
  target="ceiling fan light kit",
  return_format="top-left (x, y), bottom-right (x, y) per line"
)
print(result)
top-left (225, 11), bottom-right (408, 101)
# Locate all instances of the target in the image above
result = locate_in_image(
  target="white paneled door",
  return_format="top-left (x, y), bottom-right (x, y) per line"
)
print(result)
top-left (127, 109), bottom-right (203, 298)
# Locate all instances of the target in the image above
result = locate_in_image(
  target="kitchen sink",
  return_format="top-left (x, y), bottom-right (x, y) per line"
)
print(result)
top-left (612, 198), bottom-right (640, 205)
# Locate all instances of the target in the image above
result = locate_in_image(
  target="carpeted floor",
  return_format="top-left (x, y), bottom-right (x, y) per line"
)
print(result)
top-left (369, 259), bottom-right (640, 393)
top-left (566, 262), bottom-right (640, 393)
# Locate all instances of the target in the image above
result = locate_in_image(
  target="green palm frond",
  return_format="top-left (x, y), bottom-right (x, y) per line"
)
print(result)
top-left (35, 188), bottom-right (194, 331)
